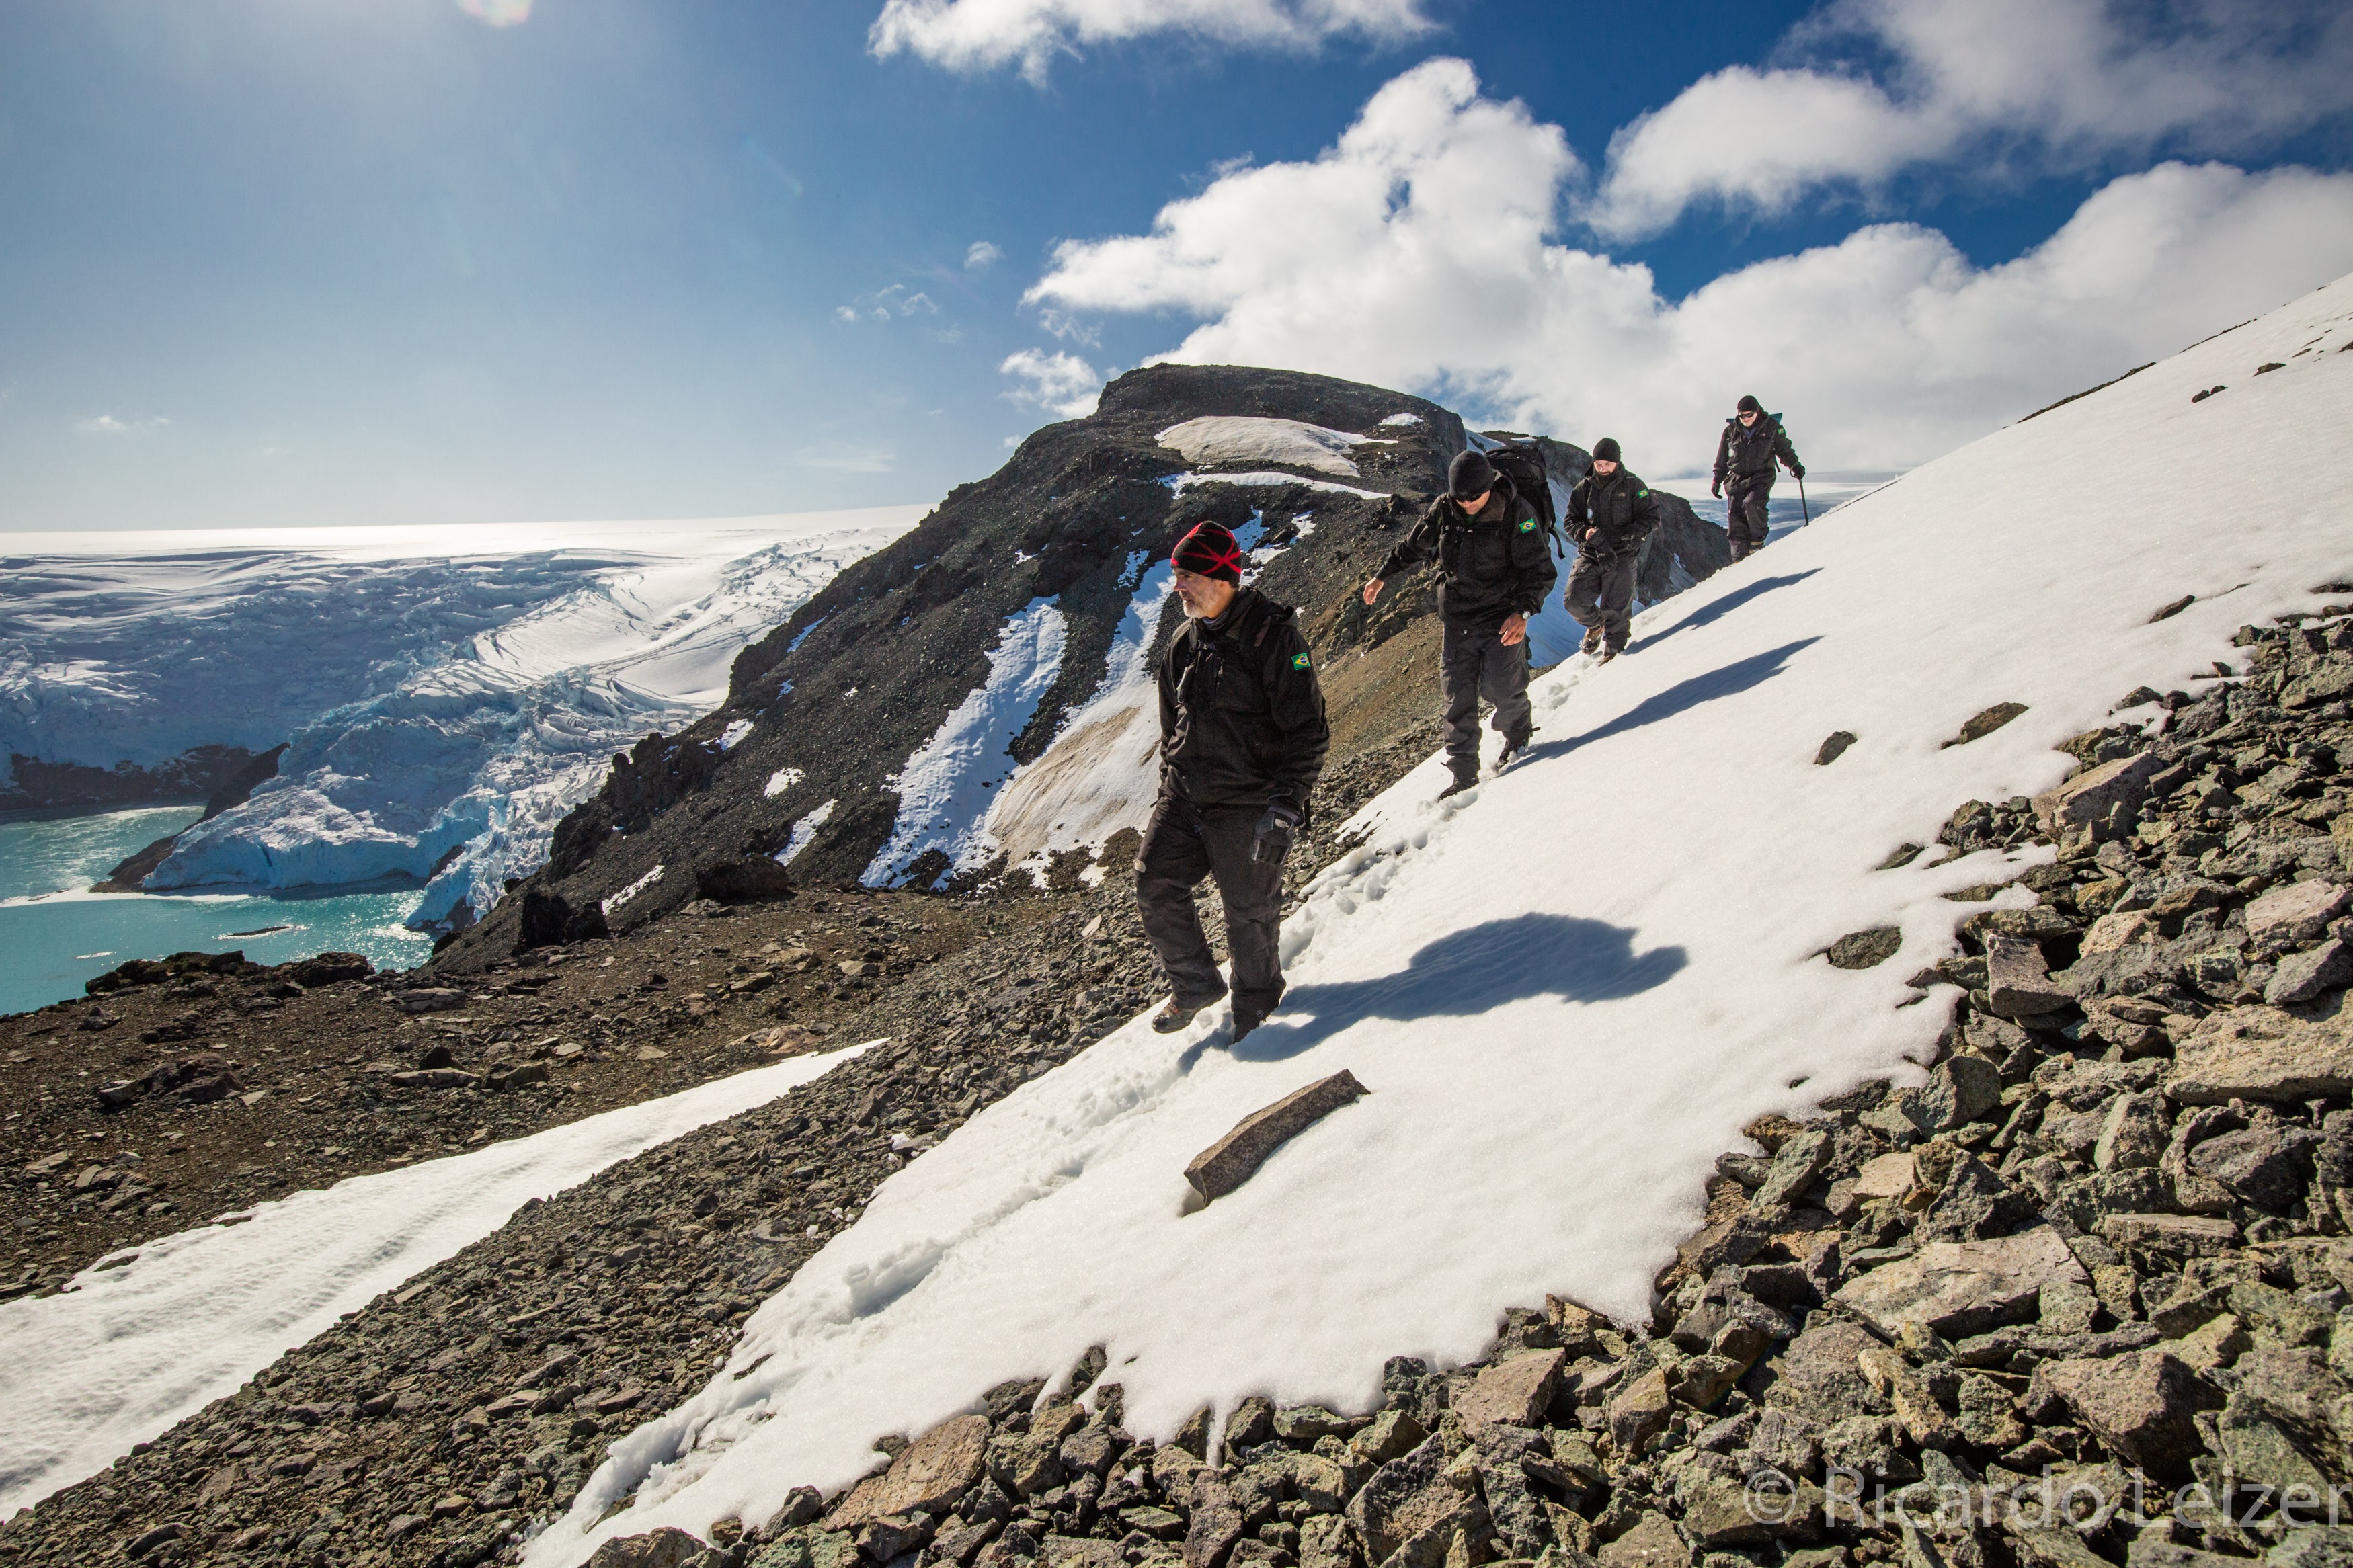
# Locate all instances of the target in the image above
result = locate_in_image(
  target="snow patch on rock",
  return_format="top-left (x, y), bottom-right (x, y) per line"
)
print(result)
top-left (1155, 416), bottom-right (1371, 477)
top-left (779, 800), bottom-right (836, 865)
top-left (863, 599), bottom-right (1068, 888)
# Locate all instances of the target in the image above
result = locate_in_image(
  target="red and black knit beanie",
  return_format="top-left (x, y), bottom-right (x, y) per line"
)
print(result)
top-left (1172, 521), bottom-right (1244, 585)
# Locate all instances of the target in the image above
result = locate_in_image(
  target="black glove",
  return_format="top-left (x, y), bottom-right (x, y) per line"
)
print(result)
top-left (1252, 804), bottom-right (1300, 864)
top-left (1791, 463), bottom-right (1805, 480)
top-left (1710, 479), bottom-right (1722, 498)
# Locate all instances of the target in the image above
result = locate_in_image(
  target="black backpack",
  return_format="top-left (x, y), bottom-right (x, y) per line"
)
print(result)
top-left (1480, 441), bottom-right (1568, 558)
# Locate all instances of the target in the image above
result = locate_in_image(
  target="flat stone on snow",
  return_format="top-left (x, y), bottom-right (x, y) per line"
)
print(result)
top-left (1185, 1071), bottom-right (1369, 1201)
top-left (1832, 1225), bottom-right (2086, 1339)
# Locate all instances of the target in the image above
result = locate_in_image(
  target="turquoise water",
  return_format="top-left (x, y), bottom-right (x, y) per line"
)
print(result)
top-left (0, 805), bottom-right (432, 1017)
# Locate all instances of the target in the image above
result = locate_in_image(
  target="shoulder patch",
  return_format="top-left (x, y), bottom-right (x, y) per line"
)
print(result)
top-left (1518, 517), bottom-right (1536, 532)
top-left (1638, 489), bottom-right (1650, 497)
top-left (1291, 652), bottom-right (1312, 670)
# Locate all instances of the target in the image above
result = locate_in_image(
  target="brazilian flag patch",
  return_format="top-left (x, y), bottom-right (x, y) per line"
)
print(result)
top-left (1638, 489), bottom-right (1650, 497)
top-left (1292, 652), bottom-right (1312, 669)
top-left (1519, 518), bottom-right (1536, 532)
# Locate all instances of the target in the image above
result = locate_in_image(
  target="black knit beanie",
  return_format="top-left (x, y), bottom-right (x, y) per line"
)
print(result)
top-left (1172, 521), bottom-right (1244, 584)
top-left (1447, 450), bottom-right (1495, 500)
top-left (1591, 437), bottom-right (1622, 464)
top-left (1736, 394), bottom-right (1763, 415)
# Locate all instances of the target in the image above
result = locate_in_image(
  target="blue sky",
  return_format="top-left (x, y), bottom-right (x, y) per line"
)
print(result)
top-left (3, 0), bottom-right (2349, 530)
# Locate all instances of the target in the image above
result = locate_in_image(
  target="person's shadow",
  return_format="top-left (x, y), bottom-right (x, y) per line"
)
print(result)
top-left (1634, 570), bottom-right (1820, 653)
top-left (1224, 912), bottom-right (1687, 1061)
top-left (1521, 637), bottom-right (1819, 768)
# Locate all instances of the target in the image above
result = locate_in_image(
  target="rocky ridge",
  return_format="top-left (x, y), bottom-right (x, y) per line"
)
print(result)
top-left (432, 366), bottom-right (1726, 958)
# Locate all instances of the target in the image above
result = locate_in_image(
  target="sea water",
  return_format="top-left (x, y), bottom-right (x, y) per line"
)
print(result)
top-left (0, 805), bottom-right (432, 1016)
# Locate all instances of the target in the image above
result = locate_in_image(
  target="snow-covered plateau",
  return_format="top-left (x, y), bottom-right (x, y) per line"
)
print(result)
top-left (1, 510), bottom-right (918, 930)
top-left (506, 281), bottom-right (2353, 1566)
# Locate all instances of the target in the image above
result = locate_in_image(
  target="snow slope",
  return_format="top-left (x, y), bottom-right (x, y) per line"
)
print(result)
top-left (521, 277), bottom-right (2353, 1567)
top-left (0, 1041), bottom-right (871, 1515)
top-left (1, 510), bottom-right (917, 928)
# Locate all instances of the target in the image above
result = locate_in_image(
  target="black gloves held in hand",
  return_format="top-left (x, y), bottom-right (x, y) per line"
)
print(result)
top-left (1710, 479), bottom-right (1723, 498)
top-left (1792, 463), bottom-right (1806, 479)
top-left (1252, 803), bottom-right (1301, 864)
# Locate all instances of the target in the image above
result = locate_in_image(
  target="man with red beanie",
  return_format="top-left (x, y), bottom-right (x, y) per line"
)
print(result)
top-left (1138, 520), bottom-right (1330, 1043)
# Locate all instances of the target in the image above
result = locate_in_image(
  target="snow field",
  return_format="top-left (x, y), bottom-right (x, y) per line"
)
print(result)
top-left (524, 276), bottom-right (2353, 1568)
top-left (0, 1042), bottom-right (872, 1516)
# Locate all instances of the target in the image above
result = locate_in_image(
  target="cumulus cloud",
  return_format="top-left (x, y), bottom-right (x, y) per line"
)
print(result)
top-left (966, 241), bottom-right (1004, 269)
top-left (1587, 0), bottom-right (2353, 239)
top-left (1000, 348), bottom-right (1105, 419)
top-left (1028, 58), bottom-right (2353, 475)
top-left (869, 0), bottom-right (1435, 83)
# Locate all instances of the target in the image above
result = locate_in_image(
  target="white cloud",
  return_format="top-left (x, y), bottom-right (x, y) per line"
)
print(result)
top-left (834, 306), bottom-right (861, 323)
top-left (1027, 58), bottom-right (2353, 475)
top-left (75, 415), bottom-right (168, 435)
top-left (454, 0), bottom-right (532, 24)
top-left (966, 241), bottom-right (1004, 269)
top-left (1000, 348), bottom-right (1105, 419)
top-left (869, 0), bottom-right (1435, 83)
top-left (795, 442), bottom-right (897, 474)
top-left (1587, 0), bottom-right (2353, 239)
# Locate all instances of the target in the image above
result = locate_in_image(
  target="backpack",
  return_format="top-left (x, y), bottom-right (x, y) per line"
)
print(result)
top-left (1480, 441), bottom-right (1568, 558)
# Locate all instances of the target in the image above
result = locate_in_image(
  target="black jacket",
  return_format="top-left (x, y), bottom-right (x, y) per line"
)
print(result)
top-left (1157, 587), bottom-right (1330, 817)
top-left (1568, 468), bottom-right (1662, 563)
top-left (1377, 478), bottom-right (1557, 630)
top-left (1713, 415), bottom-right (1802, 487)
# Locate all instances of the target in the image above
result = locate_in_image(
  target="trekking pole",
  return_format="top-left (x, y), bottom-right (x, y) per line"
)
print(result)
top-left (1796, 468), bottom-right (1811, 527)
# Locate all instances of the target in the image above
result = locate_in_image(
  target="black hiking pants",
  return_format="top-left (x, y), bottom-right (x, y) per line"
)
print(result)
top-left (1441, 622), bottom-right (1531, 781)
top-left (1726, 481), bottom-right (1771, 554)
top-left (1135, 794), bottom-right (1287, 1019)
top-left (1564, 552), bottom-right (1637, 653)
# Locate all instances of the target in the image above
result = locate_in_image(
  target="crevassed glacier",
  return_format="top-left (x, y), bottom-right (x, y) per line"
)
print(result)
top-left (5, 511), bottom-right (919, 929)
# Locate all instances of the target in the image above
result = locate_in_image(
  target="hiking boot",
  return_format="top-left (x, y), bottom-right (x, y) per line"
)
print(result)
top-left (1152, 998), bottom-right (1211, 1034)
top-left (1497, 732), bottom-right (1529, 768)
top-left (1436, 774), bottom-right (1478, 801)
top-left (1230, 1005), bottom-right (1272, 1044)
top-left (1580, 626), bottom-right (1605, 656)
top-left (1597, 645), bottom-right (1621, 665)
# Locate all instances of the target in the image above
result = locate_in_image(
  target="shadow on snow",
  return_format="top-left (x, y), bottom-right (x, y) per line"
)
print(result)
top-left (1633, 569), bottom-right (1820, 654)
top-left (1523, 637), bottom-right (1821, 768)
top-left (1224, 912), bottom-right (1687, 1061)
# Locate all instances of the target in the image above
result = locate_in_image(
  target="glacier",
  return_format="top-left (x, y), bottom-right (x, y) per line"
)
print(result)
top-left (2, 510), bottom-right (919, 930)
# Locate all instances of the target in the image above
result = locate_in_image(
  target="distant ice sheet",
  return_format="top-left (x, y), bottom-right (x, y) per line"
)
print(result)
top-left (2, 508), bottom-right (920, 928)
top-left (0, 1041), bottom-right (870, 1516)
